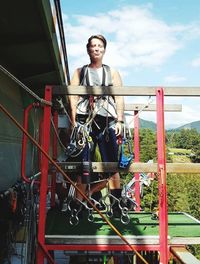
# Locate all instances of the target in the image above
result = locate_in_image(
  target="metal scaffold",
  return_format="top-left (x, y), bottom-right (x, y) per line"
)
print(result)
top-left (1, 85), bottom-right (200, 264)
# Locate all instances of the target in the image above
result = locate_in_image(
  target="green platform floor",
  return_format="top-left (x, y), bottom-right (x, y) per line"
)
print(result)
top-left (45, 209), bottom-right (200, 245)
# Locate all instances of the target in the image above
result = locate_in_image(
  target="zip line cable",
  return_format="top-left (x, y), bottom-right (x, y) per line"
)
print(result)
top-left (0, 101), bottom-right (148, 264)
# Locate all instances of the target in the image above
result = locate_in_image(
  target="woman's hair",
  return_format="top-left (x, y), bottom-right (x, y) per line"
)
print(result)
top-left (86, 34), bottom-right (107, 49)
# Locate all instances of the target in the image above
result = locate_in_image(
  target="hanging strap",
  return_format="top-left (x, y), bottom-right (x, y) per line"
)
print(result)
top-left (102, 64), bottom-right (112, 86)
top-left (80, 64), bottom-right (112, 86)
top-left (80, 65), bottom-right (89, 85)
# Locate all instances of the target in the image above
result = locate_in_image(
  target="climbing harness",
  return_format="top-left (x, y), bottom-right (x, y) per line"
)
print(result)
top-left (77, 64), bottom-right (117, 120)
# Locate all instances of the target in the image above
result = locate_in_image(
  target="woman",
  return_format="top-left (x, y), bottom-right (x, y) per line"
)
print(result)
top-left (69, 34), bottom-right (125, 217)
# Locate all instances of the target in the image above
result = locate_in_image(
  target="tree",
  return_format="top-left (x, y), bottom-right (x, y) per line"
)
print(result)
top-left (139, 128), bottom-right (157, 162)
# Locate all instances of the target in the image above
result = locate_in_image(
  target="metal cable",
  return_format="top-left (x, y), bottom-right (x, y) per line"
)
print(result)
top-left (0, 64), bottom-right (52, 106)
top-left (127, 96), bottom-right (153, 126)
top-left (53, 0), bottom-right (70, 84)
top-left (50, 116), bottom-right (67, 150)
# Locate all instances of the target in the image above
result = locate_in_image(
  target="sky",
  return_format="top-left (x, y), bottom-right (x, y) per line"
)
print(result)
top-left (60, 0), bottom-right (200, 128)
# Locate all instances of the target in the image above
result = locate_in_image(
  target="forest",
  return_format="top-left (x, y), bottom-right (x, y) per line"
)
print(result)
top-left (133, 128), bottom-right (200, 259)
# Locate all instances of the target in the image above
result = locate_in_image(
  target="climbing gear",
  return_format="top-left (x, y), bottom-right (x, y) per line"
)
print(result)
top-left (68, 199), bottom-right (83, 226)
top-left (118, 138), bottom-right (133, 169)
top-left (80, 64), bottom-right (112, 86)
top-left (65, 127), bottom-right (82, 158)
top-left (118, 125), bottom-right (134, 169)
top-left (65, 123), bottom-right (93, 159)
top-left (121, 168), bottom-right (154, 201)
top-left (98, 188), bottom-right (131, 224)
top-left (68, 195), bottom-right (101, 225)
top-left (77, 64), bottom-right (117, 119)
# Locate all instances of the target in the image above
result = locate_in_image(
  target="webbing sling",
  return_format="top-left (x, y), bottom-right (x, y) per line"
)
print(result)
top-left (79, 64), bottom-right (112, 86)
top-left (79, 64), bottom-right (114, 110)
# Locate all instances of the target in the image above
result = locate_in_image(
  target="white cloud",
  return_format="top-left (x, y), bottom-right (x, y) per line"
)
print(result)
top-left (63, 4), bottom-right (189, 72)
top-left (191, 56), bottom-right (200, 67)
top-left (62, 4), bottom-right (200, 128)
top-left (164, 75), bottom-right (186, 84)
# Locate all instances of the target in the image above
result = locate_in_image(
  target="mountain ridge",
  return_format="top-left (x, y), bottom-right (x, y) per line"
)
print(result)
top-left (138, 118), bottom-right (200, 132)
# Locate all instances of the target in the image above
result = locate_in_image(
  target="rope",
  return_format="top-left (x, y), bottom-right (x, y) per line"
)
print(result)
top-left (0, 64), bottom-right (52, 106)
top-left (127, 96), bottom-right (153, 126)
top-left (50, 116), bottom-right (67, 151)
top-left (0, 101), bottom-right (148, 264)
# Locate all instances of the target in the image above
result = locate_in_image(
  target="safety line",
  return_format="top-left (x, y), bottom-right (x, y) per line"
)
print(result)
top-left (0, 64), bottom-right (52, 106)
top-left (50, 116), bottom-right (67, 150)
top-left (0, 102), bottom-right (148, 264)
top-left (127, 96), bottom-right (153, 127)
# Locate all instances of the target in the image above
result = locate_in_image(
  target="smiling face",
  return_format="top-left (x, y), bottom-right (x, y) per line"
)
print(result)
top-left (87, 37), bottom-right (106, 63)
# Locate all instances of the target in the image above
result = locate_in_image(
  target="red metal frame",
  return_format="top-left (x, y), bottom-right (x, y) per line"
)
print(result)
top-left (36, 86), bottom-right (52, 264)
top-left (156, 88), bottom-right (168, 263)
top-left (46, 244), bottom-right (162, 252)
top-left (21, 102), bottom-right (40, 183)
top-left (134, 110), bottom-right (141, 211)
top-left (34, 86), bottom-right (170, 263)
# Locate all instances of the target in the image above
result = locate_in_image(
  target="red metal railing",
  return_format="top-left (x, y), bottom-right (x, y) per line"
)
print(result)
top-left (21, 102), bottom-right (40, 183)
top-left (156, 88), bottom-right (168, 263)
top-left (2, 85), bottom-right (170, 263)
top-left (134, 110), bottom-right (141, 211)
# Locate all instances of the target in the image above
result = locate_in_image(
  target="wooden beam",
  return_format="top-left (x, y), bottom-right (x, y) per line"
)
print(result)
top-left (125, 104), bottom-right (182, 112)
top-left (56, 162), bottom-right (200, 174)
top-left (170, 246), bottom-right (200, 264)
top-left (53, 85), bottom-right (200, 96)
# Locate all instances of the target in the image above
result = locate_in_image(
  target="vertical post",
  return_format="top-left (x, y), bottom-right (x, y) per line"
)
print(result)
top-left (51, 110), bottom-right (58, 207)
top-left (134, 110), bottom-right (141, 211)
top-left (156, 88), bottom-right (168, 264)
top-left (36, 86), bottom-right (52, 264)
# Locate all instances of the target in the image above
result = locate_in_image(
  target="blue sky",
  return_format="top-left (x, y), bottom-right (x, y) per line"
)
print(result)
top-left (60, 0), bottom-right (200, 128)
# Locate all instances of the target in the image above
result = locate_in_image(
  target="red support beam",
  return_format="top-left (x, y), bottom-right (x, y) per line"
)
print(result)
top-left (134, 110), bottom-right (141, 211)
top-left (156, 88), bottom-right (168, 264)
top-left (36, 86), bottom-right (52, 264)
top-left (46, 244), bottom-right (161, 252)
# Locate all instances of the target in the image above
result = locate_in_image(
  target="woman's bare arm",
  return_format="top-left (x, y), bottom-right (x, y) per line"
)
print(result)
top-left (69, 68), bottom-right (81, 126)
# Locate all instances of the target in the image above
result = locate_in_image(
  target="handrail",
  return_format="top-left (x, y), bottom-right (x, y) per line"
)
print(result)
top-left (170, 246), bottom-right (200, 263)
top-left (21, 103), bottom-right (40, 183)
top-left (52, 85), bottom-right (200, 96)
top-left (125, 103), bottom-right (182, 111)
top-left (56, 161), bottom-right (200, 174)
